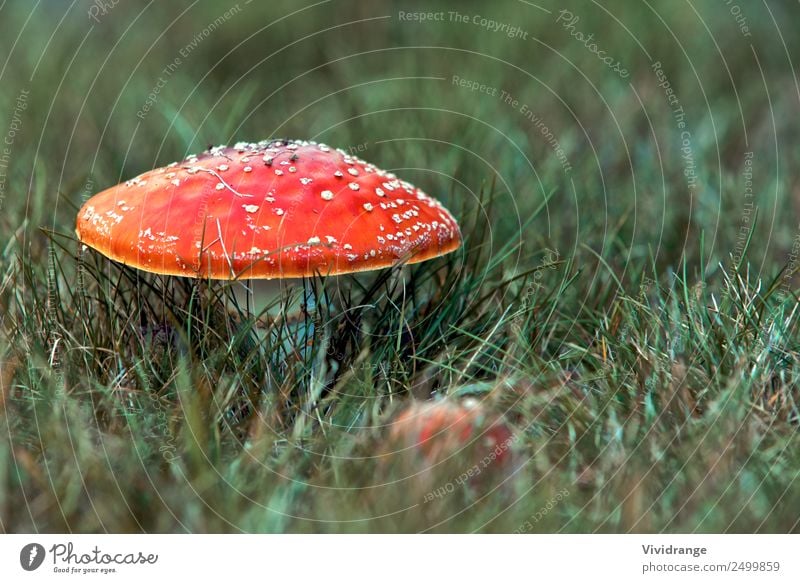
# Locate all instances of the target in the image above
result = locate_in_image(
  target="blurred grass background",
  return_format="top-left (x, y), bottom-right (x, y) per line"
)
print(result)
top-left (1, 0), bottom-right (799, 532)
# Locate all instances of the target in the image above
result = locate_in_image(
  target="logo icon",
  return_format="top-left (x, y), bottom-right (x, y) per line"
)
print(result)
top-left (20, 543), bottom-right (46, 571)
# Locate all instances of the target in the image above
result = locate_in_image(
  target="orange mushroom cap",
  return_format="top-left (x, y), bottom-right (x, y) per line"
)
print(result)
top-left (76, 139), bottom-right (462, 279)
top-left (388, 400), bottom-right (514, 467)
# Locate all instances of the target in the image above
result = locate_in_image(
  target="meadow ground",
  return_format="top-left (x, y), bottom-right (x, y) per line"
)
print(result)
top-left (1, 0), bottom-right (799, 532)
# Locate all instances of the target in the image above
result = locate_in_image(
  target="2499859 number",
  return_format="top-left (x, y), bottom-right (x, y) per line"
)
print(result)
top-left (730, 561), bottom-right (780, 572)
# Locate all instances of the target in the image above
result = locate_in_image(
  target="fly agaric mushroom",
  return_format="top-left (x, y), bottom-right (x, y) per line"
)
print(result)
top-left (76, 139), bottom-right (461, 279)
top-left (388, 399), bottom-right (514, 468)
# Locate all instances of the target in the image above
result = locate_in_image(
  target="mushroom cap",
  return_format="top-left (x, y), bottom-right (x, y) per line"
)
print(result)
top-left (388, 400), bottom-right (513, 466)
top-left (76, 139), bottom-right (462, 279)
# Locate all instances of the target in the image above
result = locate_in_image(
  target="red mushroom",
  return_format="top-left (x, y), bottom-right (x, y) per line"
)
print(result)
top-left (76, 139), bottom-right (461, 279)
top-left (388, 399), bottom-right (514, 469)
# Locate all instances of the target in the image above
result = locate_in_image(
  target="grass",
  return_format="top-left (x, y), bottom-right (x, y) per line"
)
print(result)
top-left (1, 0), bottom-right (799, 532)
